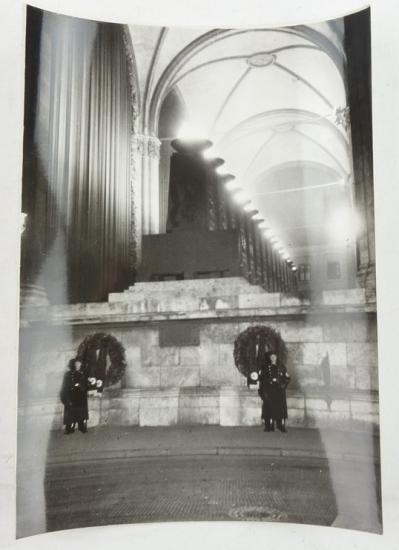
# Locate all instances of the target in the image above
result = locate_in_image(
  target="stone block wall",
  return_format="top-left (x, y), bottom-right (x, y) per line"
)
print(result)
top-left (18, 388), bottom-right (379, 432)
top-left (18, 278), bottom-right (379, 431)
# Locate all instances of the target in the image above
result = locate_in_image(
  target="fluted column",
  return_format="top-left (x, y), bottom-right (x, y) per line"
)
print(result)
top-left (22, 11), bottom-right (137, 303)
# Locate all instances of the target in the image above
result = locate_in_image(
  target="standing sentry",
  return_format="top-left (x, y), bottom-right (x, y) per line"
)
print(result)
top-left (60, 358), bottom-right (89, 434)
top-left (259, 352), bottom-right (291, 432)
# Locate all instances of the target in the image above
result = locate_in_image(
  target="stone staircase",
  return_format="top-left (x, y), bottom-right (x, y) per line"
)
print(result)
top-left (108, 277), bottom-right (266, 303)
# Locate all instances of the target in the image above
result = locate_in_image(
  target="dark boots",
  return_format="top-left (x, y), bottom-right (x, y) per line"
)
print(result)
top-left (64, 421), bottom-right (87, 434)
top-left (277, 419), bottom-right (288, 433)
top-left (263, 419), bottom-right (288, 433)
top-left (263, 418), bottom-right (275, 432)
top-left (78, 421), bottom-right (87, 433)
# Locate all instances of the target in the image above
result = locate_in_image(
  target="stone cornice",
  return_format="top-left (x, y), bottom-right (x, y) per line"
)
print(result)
top-left (20, 299), bottom-right (377, 328)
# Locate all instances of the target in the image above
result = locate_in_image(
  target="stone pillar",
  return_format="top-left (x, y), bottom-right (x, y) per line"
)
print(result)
top-left (22, 11), bottom-right (137, 303)
top-left (159, 139), bottom-right (174, 233)
top-left (131, 135), bottom-right (144, 263)
top-left (345, 9), bottom-right (375, 298)
top-left (19, 212), bottom-right (50, 307)
top-left (135, 134), bottom-right (161, 236)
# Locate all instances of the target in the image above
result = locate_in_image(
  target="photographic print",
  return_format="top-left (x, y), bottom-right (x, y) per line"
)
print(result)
top-left (17, 5), bottom-right (381, 538)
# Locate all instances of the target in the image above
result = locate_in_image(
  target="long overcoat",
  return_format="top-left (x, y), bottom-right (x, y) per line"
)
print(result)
top-left (60, 369), bottom-right (89, 425)
top-left (259, 363), bottom-right (290, 420)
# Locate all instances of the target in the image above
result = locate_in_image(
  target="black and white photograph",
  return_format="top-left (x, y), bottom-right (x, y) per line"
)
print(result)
top-left (15, 3), bottom-right (382, 540)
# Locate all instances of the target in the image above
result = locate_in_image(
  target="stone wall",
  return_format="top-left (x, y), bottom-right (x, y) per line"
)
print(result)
top-left (19, 278), bottom-right (379, 431)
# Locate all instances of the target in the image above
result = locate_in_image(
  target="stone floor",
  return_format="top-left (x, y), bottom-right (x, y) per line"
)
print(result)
top-left (44, 425), bottom-right (381, 463)
top-left (17, 426), bottom-right (382, 537)
top-left (45, 455), bottom-right (339, 530)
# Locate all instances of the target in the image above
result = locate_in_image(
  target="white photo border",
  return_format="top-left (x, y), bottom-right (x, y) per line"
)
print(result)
top-left (1, 0), bottom-right (398, 548)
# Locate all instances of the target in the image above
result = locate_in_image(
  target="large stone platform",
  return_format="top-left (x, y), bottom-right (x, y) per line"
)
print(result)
top-left (18, 277), bottom-right (379, 430)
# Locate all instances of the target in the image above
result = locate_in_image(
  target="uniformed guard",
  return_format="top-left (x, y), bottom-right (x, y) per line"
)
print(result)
top-left (259, 352), bottom-right (290, 432)
top-left (60, 358), bottom-right (89, 434)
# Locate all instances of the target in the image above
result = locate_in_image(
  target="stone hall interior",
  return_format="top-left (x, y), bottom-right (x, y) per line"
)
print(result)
top-left (18, 7), bottom-right (377, 433)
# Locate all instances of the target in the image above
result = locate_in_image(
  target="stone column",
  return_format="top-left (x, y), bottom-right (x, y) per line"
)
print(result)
top-left (159, 139), bottom-right (174, 233)
top-left (135, 134), bottom-right (161, 236)
top-left (345, 9), bottom-right (375, 298)
top-left (131, 135), bottom-right (144, 263)
top-left (22, 12), bottom-right (136, 303)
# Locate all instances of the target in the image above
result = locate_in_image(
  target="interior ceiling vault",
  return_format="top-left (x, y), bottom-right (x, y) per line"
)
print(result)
top-left (128, 21), bottom-right (354, 253)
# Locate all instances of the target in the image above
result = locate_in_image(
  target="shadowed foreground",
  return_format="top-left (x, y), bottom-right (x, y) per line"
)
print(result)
top-left (17, 426), bottom-right (382, 536)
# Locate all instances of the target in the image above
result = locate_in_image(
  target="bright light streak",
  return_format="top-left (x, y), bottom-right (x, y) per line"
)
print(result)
top-left (177, 121), bottom-right (208, 140)
top-left (203, 146), bottom-right (216, 159)
top-left (264, 228), bottom-right (274, 238)
top-left (215, 165), bottom-right (229, 175)
top-left (326, 206), bottom-right (362, 244)
top-left (225, 180), bottom-right (239, 191)
top-left (233, 190), bottom-right (249, 204)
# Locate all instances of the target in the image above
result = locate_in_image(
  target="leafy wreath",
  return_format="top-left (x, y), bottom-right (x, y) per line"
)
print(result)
top-left (233, 324), bottom-right (288, 377)
top-left (76, 333), bottom-right (126, 387)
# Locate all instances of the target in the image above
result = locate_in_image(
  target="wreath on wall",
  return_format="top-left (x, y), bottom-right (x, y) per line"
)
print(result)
top-left (76, 333), bottom-right (127, 387)
top-left (233, 325), bottom-right (288, 377)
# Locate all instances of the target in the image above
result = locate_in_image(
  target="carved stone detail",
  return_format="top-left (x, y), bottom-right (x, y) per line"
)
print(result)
top-left (147, 136), bottom-right (161, 158)
top-left (132, 134), bottom-right (161, 158)
top-left (132, 135), bottom-right (145, 155)
top-left (122, 26), bottom-right (141, 276)
top-left (334, 105), bottom-right (351, 132)
top-left (122, 25), bottom-right (140, 132)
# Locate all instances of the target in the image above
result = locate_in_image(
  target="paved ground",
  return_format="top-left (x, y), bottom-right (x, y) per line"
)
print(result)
top-left (45, 455), bottom-right (339, 530)
top-left (17, 426), bottom-right (382, 536)
top-left (45, 425), bottom-right (381, 463)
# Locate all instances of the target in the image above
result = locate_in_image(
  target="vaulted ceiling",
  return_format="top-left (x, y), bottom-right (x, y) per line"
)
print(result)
top-left (128, 21), bottom-right (356, 257)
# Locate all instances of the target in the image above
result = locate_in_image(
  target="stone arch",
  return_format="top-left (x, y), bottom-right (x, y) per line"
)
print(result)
top-left (148, 26), bottom-right (345, 135)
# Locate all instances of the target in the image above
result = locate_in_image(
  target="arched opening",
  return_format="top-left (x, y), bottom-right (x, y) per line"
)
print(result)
top-left (144, 25), bottom-right (355, 293)
top-left (148, 26), bottom-right (345, 136)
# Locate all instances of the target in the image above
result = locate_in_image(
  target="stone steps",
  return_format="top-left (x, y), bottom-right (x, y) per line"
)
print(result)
top-left (109, 277), bottom-right (266, 303)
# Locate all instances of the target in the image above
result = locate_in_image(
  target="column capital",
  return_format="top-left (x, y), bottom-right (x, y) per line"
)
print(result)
top-left (132, 134), bottom-right (161, 158)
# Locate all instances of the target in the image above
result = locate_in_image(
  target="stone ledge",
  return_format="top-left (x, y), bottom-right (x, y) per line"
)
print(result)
top-left (20, 304), bottom-right (376, 326)
top-left (20, 279), bottom-right (377, 326)
top-left (322, 288), bottom-right (366, 306)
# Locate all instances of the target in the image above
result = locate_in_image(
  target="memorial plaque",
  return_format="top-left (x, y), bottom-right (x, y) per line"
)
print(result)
top-left (159, 321), bottom-right (200, 347)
